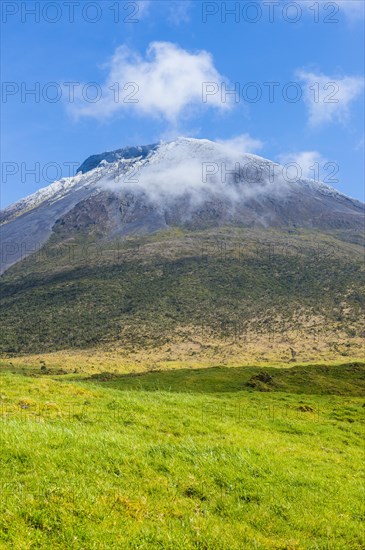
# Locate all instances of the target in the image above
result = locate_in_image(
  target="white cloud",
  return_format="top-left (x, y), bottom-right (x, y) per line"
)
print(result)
top-left (102, 138), bottom-right (286, 209)
top-left (216, 134), bottom-right (264, 155)
top-left (296, 70), bottom-right (364, 127)
top-left (278, 151), bottom-right (329, 181)
top-left (70, 42), bottom-right (229, 123)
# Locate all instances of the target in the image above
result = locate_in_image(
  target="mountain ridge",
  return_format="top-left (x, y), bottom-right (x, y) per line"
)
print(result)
top-left (1, 138), bottom-right (364, 275)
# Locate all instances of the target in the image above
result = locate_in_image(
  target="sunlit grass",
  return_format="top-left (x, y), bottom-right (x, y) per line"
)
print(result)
top-left (0, 362), bottom-right (364, 548)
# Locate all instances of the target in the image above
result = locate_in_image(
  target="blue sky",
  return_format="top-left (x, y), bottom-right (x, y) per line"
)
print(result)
top-left (1, 0), bottom-right (364, 207)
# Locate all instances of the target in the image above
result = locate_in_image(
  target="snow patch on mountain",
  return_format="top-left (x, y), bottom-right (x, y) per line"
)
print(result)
top-left (2, 137), bottom-right (358, 225)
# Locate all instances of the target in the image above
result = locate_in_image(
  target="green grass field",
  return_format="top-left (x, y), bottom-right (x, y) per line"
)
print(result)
top-left (0, 361), bottom-right (364, 549)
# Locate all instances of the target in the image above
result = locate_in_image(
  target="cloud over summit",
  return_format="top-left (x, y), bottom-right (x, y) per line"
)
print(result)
top-left (71, 42), bottom-right (229, 124)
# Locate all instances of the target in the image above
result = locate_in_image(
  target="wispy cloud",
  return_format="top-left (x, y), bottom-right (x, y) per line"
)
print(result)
top-left (355, 137), bottom-right (364, 151)
top-left (296, 70), bottom-right (364, 127)
top-left (136, 0), bottom-right (152, 18)
top-left (296, 0), bottom-right (364, 21)
top-left (167, 1), bottom-right (192, 25)
top-left (278, 151), bottom-right (329, 181)
top-left (216, 134), bottom-right (264, 155)
top-left (136, 0), bottom-right (192, 24)
top-left (336, 0), bottom-right (365, 20)
top-left (102, 138), bottom-right (288, 210)
top-left (70, 42), bottom-right (229, 124)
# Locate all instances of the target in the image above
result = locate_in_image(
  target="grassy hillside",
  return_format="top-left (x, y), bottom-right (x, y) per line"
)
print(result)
top-left (0, 361), bottom-right (364, 549)
top-left (1, 228), bottom-right (364, 365)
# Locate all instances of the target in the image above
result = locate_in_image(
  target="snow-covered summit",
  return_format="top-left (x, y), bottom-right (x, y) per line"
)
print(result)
top-left (1, 138), bottom-right (364, 274)
top-left (3, 137), bottom-right (359, 224)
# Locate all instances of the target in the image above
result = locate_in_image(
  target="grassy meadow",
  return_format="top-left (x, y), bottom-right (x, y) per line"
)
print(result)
top-left (0, 360), bottom-right (364, 549)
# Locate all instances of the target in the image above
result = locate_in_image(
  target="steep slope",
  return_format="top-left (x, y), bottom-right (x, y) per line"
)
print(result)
top-left (0, 226), bottom-right (364, 362)
top-left (1, 139), bottom-right (364, 363)
top-left (1, 138), bottom-right (364, 274)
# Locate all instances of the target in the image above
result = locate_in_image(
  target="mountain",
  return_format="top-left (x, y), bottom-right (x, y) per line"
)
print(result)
top-left (0, 138), bottom-right (364, 363)
top-left (1, 138), bottom-right (364, 274)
